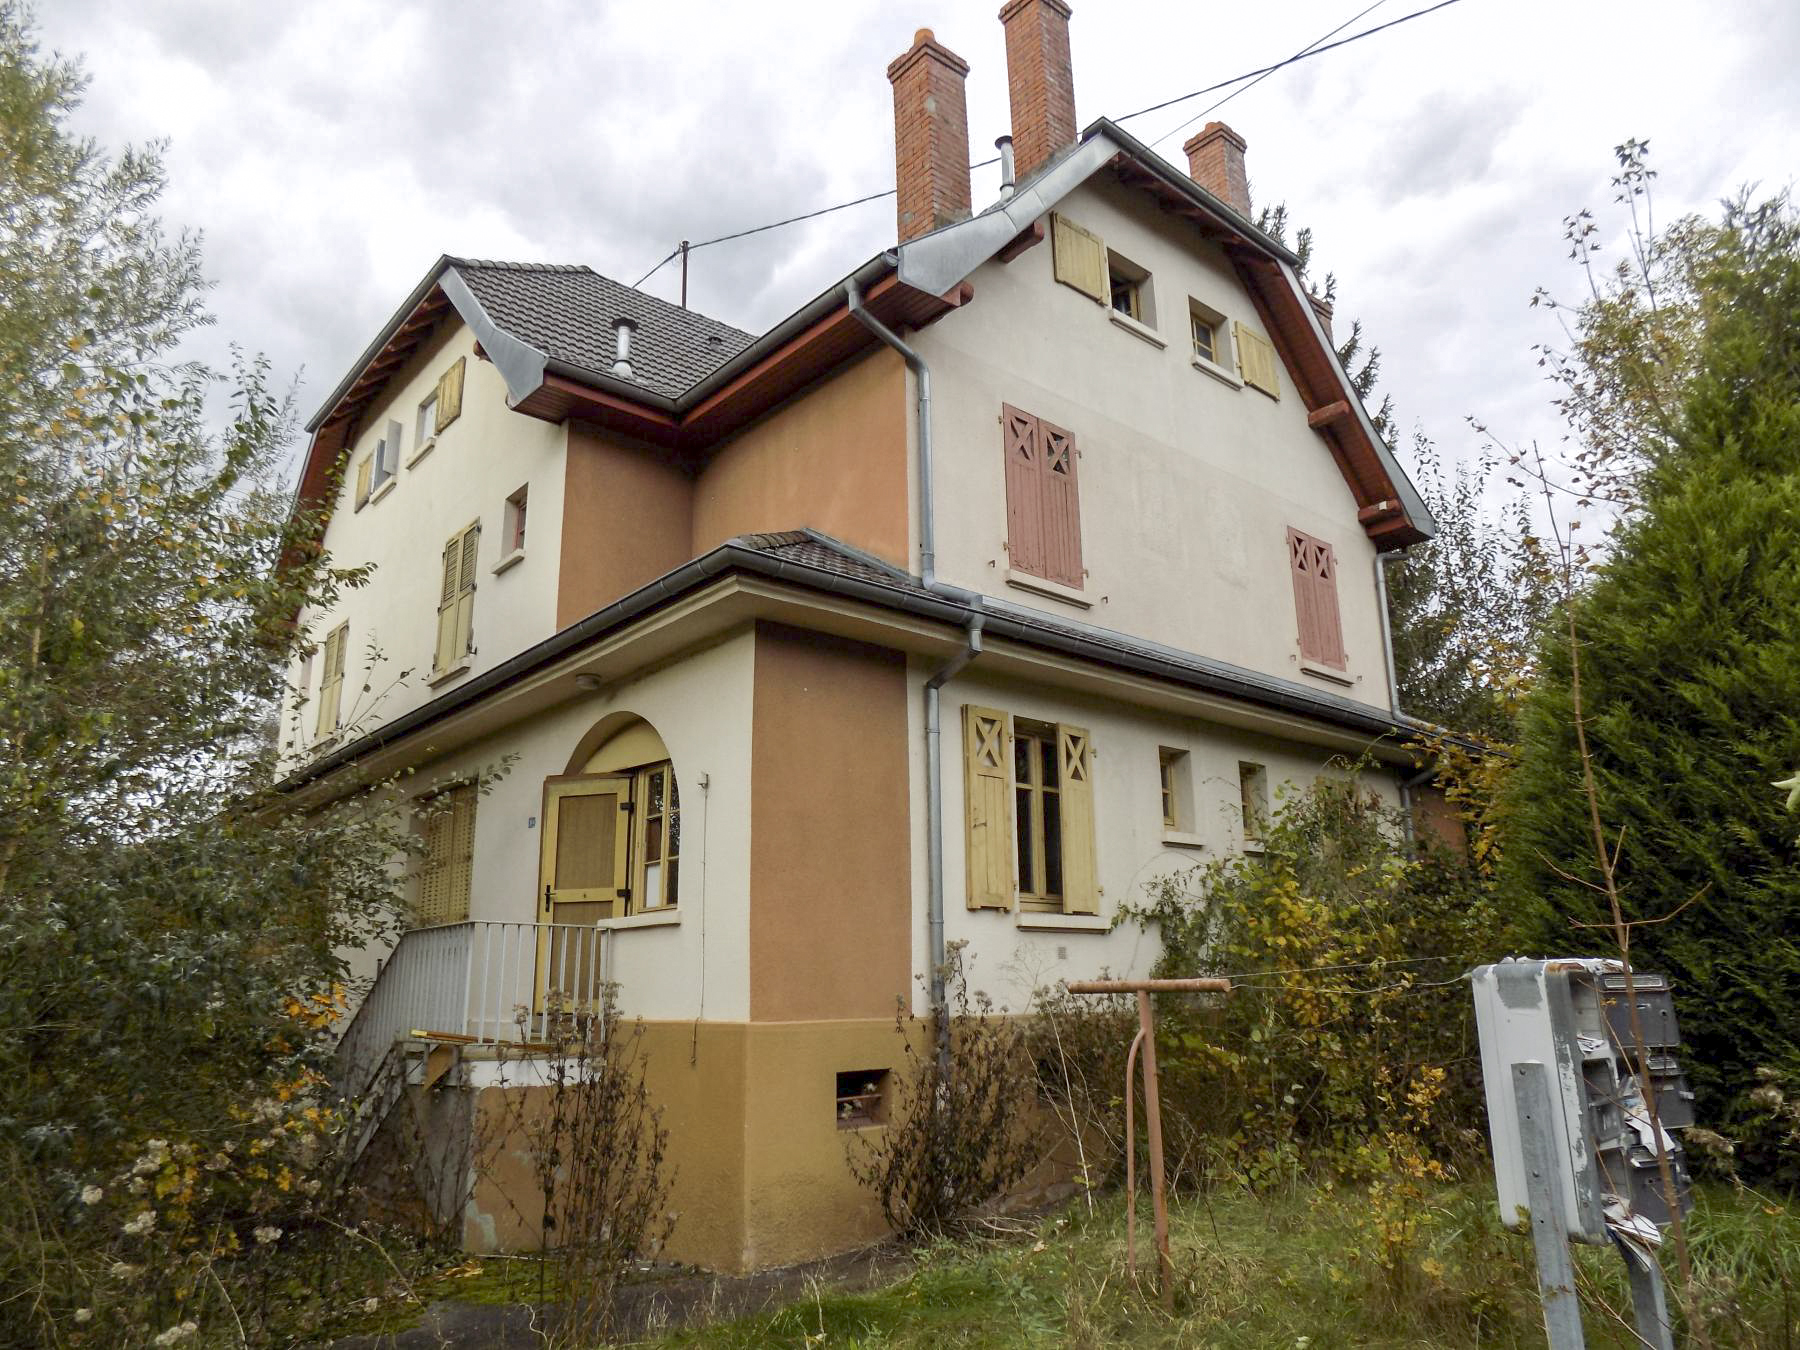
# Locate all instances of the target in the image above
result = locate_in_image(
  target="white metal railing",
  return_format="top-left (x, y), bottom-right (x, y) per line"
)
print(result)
top-left (336, 920), bottom-right (614, 1101)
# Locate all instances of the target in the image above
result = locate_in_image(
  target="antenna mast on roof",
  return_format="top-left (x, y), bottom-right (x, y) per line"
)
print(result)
top-left (679, 240), bottom-right (690, 308)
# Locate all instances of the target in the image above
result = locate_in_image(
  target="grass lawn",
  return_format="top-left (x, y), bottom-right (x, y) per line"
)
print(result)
top-left (639, 1182), bottom-right (1798, 1348)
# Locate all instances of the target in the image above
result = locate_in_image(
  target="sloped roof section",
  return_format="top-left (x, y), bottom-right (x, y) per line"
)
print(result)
top-left (449, 259), bottom-right (754, 399)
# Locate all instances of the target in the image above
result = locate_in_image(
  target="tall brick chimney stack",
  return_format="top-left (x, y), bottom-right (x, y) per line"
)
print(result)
top-left (887, 28), bottom-right (973, 244)
top-left (1183, 121), bottom-right (1251, 217)
top-left (998, 0), bottom-right (1077, 179)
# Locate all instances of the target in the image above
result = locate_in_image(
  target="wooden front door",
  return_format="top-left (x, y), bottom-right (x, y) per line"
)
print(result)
top-left (537, 776), bottom-right (631, 1016)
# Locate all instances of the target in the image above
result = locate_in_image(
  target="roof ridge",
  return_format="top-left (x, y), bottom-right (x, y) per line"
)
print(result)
top-left (447, 258), bottom-right (595, 275)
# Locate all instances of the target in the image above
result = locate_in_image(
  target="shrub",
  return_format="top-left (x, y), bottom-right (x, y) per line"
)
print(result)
top-left (1035, 771), bottom-right (1507, 1195)
top-left (847, 945), bottom-right (1044, 1239)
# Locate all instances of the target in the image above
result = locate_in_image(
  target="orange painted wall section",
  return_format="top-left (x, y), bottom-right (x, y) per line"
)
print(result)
top-left (557, 425), bottom-right (694, 628)
top-left (692, 347), bottom-right (911, 567)
top-left (749, 623), bottom-right (912, 1023)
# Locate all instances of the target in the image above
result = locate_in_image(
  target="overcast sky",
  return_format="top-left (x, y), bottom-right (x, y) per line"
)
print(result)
top-left (34, 0), bottom-right (1800, 495)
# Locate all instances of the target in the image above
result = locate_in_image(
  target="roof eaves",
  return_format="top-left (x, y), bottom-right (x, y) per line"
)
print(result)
top-left (667, 252), bottom-right (898, 413)
top-left (304, 254), bottom-right (456, 433)
top-left (1272, 255), bottom-right (1436, 540)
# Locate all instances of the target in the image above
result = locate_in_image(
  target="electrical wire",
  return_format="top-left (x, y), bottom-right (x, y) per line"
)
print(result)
top-left (1147, 0), bottom-right (1391, 149)
top-left (625, 0), bottom-right (1474, 289)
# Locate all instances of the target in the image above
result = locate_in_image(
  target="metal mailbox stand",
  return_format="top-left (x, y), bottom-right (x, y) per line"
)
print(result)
top-left (1065, 976), bottom-right (1231, 1313)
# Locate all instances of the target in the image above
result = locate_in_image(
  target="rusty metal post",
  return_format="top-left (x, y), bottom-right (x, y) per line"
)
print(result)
top-left (1066, 977), bottom-right (1230, 1313)
top-left (1123, 1026), bottom-right (1145, 1278)
top-left (1137, 989), bottom-right (1175, 1312)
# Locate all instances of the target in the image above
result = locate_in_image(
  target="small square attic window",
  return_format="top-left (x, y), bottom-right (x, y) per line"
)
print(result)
top-left (1107, 250), bottom-right (1153, 325)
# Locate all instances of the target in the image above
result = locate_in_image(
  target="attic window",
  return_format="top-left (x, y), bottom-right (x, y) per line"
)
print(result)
top-left (1106, 250), bottom-right (1153, 326)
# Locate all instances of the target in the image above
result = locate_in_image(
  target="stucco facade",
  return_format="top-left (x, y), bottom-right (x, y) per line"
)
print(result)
top-left (288, 12), bottom-right (1447, 1277)
top-left (916, 176), bottom-right (1393, 711)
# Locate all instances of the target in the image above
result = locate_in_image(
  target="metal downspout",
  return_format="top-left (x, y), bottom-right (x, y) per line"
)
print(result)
top-left (1376, 550), bottom-right (1433, 839)
top-left (847, 277), bottom-right (976, 1028)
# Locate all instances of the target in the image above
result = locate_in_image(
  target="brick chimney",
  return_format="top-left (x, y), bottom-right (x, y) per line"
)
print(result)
top-left (887, 28), bottom-right (972, 244)
top-left (1183, 121), bottom-right (1250, 217)
top-left (998, 0), bottom-right (1077, 178)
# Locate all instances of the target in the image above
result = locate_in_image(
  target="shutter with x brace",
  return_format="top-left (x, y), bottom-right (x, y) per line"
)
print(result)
top-left (963, 704), bottom-right (1014, 910)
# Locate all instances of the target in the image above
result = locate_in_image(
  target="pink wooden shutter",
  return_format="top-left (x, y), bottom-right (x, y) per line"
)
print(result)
top-left (1287, 528), bottom-right (1346, 669)
top-left (1039, 419), bottom-right (1083, 587)
top-left (1002, 404), bottom-right (1045, 576)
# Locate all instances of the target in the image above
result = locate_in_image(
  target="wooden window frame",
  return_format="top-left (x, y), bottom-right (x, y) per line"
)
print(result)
top-left (1159, 747), bottom-right (1191, 831)
top-left (1014, 719), bottom-right (1064, 912)
top-left (503, 484), bottom-right (529, 557)
top-left (1106, 249), bottom-right (1153, 326)
top-left (630, 760), bottom-right (680, 912)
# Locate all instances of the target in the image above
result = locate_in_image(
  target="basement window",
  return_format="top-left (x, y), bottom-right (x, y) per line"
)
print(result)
top-left (835, 1069), bottom-right (890, 1129)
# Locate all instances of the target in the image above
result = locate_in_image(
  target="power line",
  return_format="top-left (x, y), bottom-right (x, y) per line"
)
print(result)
top-left (628, 0), bottom-right (1474, 290)
top-left (1149, 0), bottom-right (1391, 149)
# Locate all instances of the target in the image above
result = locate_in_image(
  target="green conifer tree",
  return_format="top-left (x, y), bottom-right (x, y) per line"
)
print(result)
top-left (1504, 193), bottom-right (1800, 1133)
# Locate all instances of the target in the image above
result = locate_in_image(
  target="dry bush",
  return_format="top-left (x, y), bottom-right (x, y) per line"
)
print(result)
top-left (847, 944), bottom-right (1044, 1239)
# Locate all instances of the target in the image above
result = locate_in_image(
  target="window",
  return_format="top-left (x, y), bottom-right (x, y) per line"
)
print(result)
top-left (1001, 404), bottom-right (1084, 589)
top-left (1238, 761), bottom-right (1270, 845)
top-left (1287, 527), bottom-right (1347, 672)
top-left (434, 522), bottom-right (480, 676)
top-left (372, 419), bottom-right (401, 492)
top-left (633, 761), bottom-right (680, 910)
top-left (416, 392), bottom-right (438, 450)
top-left (835, 1069), bottom-right (890, 1128)
top-left (503, 484), bottom-right (528, 557)
top-left (1106, 250), bottom-right (1153, 326)
top-left (1158, 747), bottom-right (1191, 831)
top-left (416, 783), bottom-right (476, 927)
top-left (1014, 721), bottom-right (1063, 905)
top-left (314, 622), bottom-right (347, 739)
top-left (962, 706), bottom-right (1098, 915)
top-left (1235, 321), bottom-right (1282, 399)
top-left (1188, 298), bottom-right (1231, 371)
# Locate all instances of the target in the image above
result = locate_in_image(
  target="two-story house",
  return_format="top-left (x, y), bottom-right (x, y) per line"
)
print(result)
top-left (288, 1), bottom-right (1438, 1274)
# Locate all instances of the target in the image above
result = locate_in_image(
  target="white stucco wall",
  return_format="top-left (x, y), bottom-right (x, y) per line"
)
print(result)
top-left (913, 175), bottom-right (1396, 712)
top-left (907, 660), bottom-right (1401, 1016)
top-left (350, 627), bottom-right (757, 1025)
top-left (282, 321), bottom-right (567, 762)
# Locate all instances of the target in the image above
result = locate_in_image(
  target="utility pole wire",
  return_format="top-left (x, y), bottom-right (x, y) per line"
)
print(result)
top-left (628, 0), bottom-right (1474, 292)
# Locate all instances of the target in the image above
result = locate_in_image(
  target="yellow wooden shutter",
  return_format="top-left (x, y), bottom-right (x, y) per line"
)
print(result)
top-left (354, 456), bottom-right (373, 510)
top-left (1051, 214), bottom-right (1108, 304)
top-left (453, 523), bottom-right (479, 659)
top-left (435, 356), bottom-right (466, 432)
top-left (1056, 724), bottom-right (1098, 914)
top-left (314, 625), bottom-right (345, 738)
top-left (417, 784), bottom-right (475, 927)
top-left (1234, 323), bottom-right (1282, 399)
top-left (963, 704), bottom-right (1014, 910)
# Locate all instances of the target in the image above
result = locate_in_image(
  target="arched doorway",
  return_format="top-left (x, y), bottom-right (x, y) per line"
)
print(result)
top-left (539, 715), bottom-right (681, 926)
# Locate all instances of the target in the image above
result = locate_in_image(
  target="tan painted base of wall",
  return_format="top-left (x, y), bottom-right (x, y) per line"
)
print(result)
top-left (442, 1019), bottom-right (911, 1274)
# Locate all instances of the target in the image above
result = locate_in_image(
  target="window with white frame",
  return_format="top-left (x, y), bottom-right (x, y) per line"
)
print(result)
top-left (503, 484), bottom-right (528, 557)
top-left (1189, 298), bottom-right (1232, 372)
top-left (372, 419), bottom-right (401, 491)
top-left (1107, 250), bottom-right (1154, 326)
top-left (415, 392), bottom-right (438, 452)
